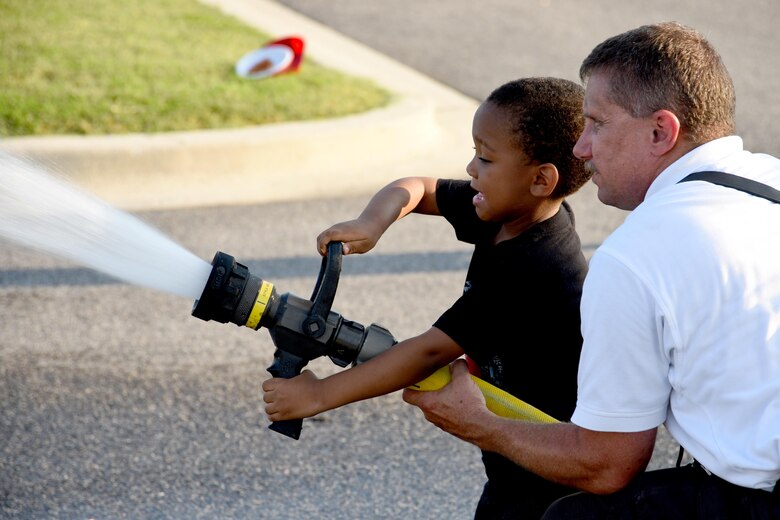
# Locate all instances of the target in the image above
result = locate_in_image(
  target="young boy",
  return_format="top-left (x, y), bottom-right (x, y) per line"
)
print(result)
top-left (262, 77), bottom-right (591, 518)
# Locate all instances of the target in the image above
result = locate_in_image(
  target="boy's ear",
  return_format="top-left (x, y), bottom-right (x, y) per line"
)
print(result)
top-left (530, 163), bottom-right (559, 197)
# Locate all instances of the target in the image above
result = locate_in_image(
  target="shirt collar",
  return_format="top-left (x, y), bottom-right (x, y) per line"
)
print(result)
top-left (644, 136), bottom-right (744, 200)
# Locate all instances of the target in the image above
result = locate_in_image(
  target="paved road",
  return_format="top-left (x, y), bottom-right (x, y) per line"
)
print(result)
top-left (277, 0), bottom-right (780, 157)
top-left (3, 2), bottom-right (779, 518)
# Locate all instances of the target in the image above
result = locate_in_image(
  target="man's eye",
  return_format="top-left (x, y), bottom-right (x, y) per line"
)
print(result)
top-left (585, 118), bottom-right (601, 131)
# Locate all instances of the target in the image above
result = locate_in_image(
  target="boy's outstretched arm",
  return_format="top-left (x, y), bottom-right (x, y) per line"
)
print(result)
top-left (316, 176), bottom-right (440, 256)
top-left (262, 327), bottom-right (463, 422)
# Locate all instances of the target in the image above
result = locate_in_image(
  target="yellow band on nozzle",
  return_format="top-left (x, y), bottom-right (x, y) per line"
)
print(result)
top-left (246, 280), bottom-right (274, 329)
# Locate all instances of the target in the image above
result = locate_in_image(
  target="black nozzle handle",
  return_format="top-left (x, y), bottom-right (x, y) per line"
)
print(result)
top-left (269, 417), bottom-right (304, 440)
top-left (265, 242), bottom-right (343, 440)
top-left (267, 348), bottom-right (309, 440)
top-left (302, 241), bottom-right (342, 339)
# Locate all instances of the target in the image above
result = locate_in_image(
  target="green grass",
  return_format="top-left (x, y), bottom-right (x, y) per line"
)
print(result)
top-left (0, 0), bottom-right (391, 136)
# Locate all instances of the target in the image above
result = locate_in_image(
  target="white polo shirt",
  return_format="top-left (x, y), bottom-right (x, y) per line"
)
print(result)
top-left (572, 136), bottom-right (780, 491)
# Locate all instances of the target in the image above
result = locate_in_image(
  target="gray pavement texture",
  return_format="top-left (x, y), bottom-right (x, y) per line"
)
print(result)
top-left (275, 0), bottom-right (780, 159)
top-left (1, 0), bottom-right (778, 518)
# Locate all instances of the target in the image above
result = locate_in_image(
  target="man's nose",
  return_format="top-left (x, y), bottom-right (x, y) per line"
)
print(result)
top-left (573, 133), bottom-right (591, 160)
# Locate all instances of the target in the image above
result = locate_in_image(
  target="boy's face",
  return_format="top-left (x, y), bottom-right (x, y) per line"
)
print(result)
top-left (466, 102), bottom-right (538, 224)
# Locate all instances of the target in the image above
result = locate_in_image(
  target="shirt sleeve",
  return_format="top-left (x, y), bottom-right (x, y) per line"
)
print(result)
top-left (572, 251), bottom-right (671, 432)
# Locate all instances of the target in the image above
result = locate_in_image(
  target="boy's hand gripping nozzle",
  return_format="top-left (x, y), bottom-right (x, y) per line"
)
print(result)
top-left (191, 242), bottom-right (397, 440)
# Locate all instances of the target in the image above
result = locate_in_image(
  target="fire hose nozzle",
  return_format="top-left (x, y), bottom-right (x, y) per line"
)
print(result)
top-left (191, 246), bottom-right (397, 439)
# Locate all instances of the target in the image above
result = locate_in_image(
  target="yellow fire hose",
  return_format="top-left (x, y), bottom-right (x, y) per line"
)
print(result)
top-left (409, 366), bottom-right (559, 424)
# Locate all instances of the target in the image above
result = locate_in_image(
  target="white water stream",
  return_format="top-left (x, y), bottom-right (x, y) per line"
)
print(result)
top-left (0, 150), bottom-right (211, 299)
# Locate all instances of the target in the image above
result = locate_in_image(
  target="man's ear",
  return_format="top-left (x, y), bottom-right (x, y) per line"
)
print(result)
top-left (530, 163), bottom-right (559, 197)
top-left (651, 109), bottom-right (681, 156)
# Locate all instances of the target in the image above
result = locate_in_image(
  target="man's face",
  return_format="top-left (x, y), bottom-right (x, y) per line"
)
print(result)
top-left (573, 72), bottom-right (658, 211)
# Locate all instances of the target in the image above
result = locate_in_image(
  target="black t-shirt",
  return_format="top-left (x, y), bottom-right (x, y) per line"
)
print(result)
top-left (433, 179), bottom-right (587, 501)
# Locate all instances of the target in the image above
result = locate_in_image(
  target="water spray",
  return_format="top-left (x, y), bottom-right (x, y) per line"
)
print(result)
top-left (0, 150), bottom-right (211, 298)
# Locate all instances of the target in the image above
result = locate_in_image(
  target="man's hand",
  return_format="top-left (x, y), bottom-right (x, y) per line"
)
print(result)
top-left (402, 359), bottom-right (494, 444)
top-left (262, 370), bottom-right (324, 421)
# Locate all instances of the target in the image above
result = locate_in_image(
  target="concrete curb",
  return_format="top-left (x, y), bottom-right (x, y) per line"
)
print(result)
top-left (0, 0), bottom-right (479, 211)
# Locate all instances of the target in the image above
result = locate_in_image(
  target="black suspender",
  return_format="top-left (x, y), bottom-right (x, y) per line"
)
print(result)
top-left (678, 171), bottom-right (780, 204)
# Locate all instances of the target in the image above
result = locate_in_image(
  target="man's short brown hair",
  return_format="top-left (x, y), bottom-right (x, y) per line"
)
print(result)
top-left (580, 22), bottom-right (736, 144)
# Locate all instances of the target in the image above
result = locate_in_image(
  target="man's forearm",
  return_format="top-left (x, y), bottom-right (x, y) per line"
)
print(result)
top-left (474, 417), bottom-right (656, 494)
top-left (402, 360), bottom-right (657, 494)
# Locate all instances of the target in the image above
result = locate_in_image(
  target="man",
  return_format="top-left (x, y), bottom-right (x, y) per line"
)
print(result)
top-left (403, 22), bottom-right (780, 518)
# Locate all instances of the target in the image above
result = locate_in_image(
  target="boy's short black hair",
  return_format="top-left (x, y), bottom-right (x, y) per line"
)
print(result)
top-left (486, 77), bottom-right (591, 198)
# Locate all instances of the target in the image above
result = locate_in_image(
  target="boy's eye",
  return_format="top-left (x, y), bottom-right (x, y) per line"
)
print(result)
top-left (472, 146), bottom-right (491, 163)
